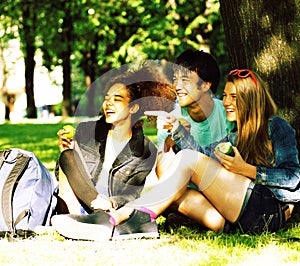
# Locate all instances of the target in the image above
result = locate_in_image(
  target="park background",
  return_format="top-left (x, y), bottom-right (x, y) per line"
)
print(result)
top-left (0, 1), bottom-right (300, 265)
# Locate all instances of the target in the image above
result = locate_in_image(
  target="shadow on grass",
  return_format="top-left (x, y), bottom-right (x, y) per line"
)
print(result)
top-left (158, 209), bottom-right (300, 249)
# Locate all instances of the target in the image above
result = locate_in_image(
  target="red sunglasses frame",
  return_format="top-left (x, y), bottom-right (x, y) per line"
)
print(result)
top-left (229, 69), bottom-right (258, 88)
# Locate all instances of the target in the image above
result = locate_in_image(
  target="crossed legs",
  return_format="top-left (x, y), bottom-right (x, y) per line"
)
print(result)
top-left (110, 149), bottom-right (251, 231)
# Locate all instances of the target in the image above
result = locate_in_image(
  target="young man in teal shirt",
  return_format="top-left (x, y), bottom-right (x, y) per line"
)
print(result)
top-left (155, 50), bottom-right (235, 228)
top-left (157, 49), bottom-right (234, 160)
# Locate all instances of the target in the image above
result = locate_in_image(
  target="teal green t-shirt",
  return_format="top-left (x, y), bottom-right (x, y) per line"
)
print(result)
top-left (180, 98), bottom-right (235, 146)
top-left (157, 98), bottom-right (235, 149)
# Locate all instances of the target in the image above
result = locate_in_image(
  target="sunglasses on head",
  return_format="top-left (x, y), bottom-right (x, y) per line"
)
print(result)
top-left (229, 69), bottom-right (258, 88)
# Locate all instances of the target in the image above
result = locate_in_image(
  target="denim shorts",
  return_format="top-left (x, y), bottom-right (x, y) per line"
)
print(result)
top-left (227, 184), bottom-right (287, 234)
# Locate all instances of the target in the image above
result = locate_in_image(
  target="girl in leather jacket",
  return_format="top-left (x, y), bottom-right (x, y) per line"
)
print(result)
top-left (56, 66), bottom-right (175, 214)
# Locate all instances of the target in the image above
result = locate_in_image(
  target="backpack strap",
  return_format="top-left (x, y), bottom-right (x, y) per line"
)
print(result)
top-left (1, 152), bottom-right (30, 233)
top-left (0, 149), bottom-right (11, 169)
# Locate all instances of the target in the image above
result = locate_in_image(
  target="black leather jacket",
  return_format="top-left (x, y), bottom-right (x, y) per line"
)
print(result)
top-left (75, 116), bottom-right (157, 209)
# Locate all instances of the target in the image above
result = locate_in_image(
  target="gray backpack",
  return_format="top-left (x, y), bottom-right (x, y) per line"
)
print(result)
top-left (0, 148), bottom-right (58, 237)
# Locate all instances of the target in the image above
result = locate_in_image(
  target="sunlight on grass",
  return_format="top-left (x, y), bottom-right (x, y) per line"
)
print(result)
top-left (0, 123), bottom-right (62, 171)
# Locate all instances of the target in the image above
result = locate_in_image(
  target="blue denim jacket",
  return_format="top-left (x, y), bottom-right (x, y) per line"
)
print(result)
top-left (171, 116), bottom-right (300, 202)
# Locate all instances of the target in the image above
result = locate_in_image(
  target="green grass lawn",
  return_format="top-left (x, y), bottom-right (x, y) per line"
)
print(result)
top-left (1, 122), bottom-right (300, 266)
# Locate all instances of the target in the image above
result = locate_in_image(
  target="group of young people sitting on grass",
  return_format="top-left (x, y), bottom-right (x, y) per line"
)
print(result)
top-left (51, 49), bottom-right (300, 241)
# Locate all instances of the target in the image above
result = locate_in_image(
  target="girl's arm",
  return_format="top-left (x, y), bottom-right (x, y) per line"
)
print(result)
top-left (256, 117), bottom-right (300, 190)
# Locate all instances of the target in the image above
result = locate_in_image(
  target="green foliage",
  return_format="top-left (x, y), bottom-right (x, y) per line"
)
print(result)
top-left (0, 0), bottom-right (229, 114)
top-left (0, 0), bottom-right (228, 81)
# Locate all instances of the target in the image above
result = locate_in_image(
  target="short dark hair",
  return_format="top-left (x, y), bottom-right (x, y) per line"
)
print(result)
top-left (175, 49), bottom-right (220, 94)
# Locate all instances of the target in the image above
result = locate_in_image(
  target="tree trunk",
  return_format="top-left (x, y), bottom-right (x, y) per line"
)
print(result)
top-left (61, 52), bottom-right (72, 117)
top-left (61, 1), bottom-right (73, 117)
top-left (24, 46), bottom-right (36, 118)
top-left (21, 2), bottom-right (37, 118)
top-left (80, 46), bottom-right (98, 117)
top-left (220, 0), bottom-right (300, 153)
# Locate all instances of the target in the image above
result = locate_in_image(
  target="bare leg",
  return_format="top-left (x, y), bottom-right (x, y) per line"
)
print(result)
top-left (112, 149), bottom-right (251, 224)
top-left (174, 188), bottom-right (225, 232)
top-left (188, 150), bottom-right (251, 222)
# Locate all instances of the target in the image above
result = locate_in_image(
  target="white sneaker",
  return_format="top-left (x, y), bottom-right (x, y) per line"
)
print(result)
top-left (51, 211), bottom-right (114, 241)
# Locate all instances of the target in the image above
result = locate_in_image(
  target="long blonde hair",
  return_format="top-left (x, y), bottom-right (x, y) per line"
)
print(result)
top-left (227, 71), bottom-right (277, 166)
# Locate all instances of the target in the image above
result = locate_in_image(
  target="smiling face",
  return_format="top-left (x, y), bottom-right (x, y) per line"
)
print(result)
top-left (102, 83), bottom-right (138, 126)
top-left (222, 81), bottom-right (237, 122)
top-left (173, 70), bottom-right (205, 107)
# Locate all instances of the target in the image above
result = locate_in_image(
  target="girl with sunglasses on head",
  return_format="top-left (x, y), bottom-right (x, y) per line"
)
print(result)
top-left (52, 69), bottom-right (300, 240)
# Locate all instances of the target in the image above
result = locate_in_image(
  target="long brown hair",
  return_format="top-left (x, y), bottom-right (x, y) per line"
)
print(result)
top-left (227, 71), bottom-right (277, 166)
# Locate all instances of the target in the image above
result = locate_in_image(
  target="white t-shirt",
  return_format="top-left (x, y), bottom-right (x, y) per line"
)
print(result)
top-left (95, 134), bottom-right (128, 196)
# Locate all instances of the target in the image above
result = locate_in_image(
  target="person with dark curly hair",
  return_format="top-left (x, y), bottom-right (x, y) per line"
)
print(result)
top-left (53, 66), bottom-right (175, 240)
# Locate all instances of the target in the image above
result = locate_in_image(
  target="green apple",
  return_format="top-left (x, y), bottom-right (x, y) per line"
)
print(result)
top-left (63, 125), bottom-right (76, 139)
top-left (215, 142), bottom-right (233, 155)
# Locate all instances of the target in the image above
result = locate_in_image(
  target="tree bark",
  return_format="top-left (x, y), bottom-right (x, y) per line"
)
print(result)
top-left (60, 1), bottom-right (73, 117)
top-left (80, 39), bottom-right (98, 117)
top-left (21, 2), bottom-right (37, 118)
top-left (220, 0), bottom-right (300, 153)
top-left (61, 52), bottom-right (72, 117)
